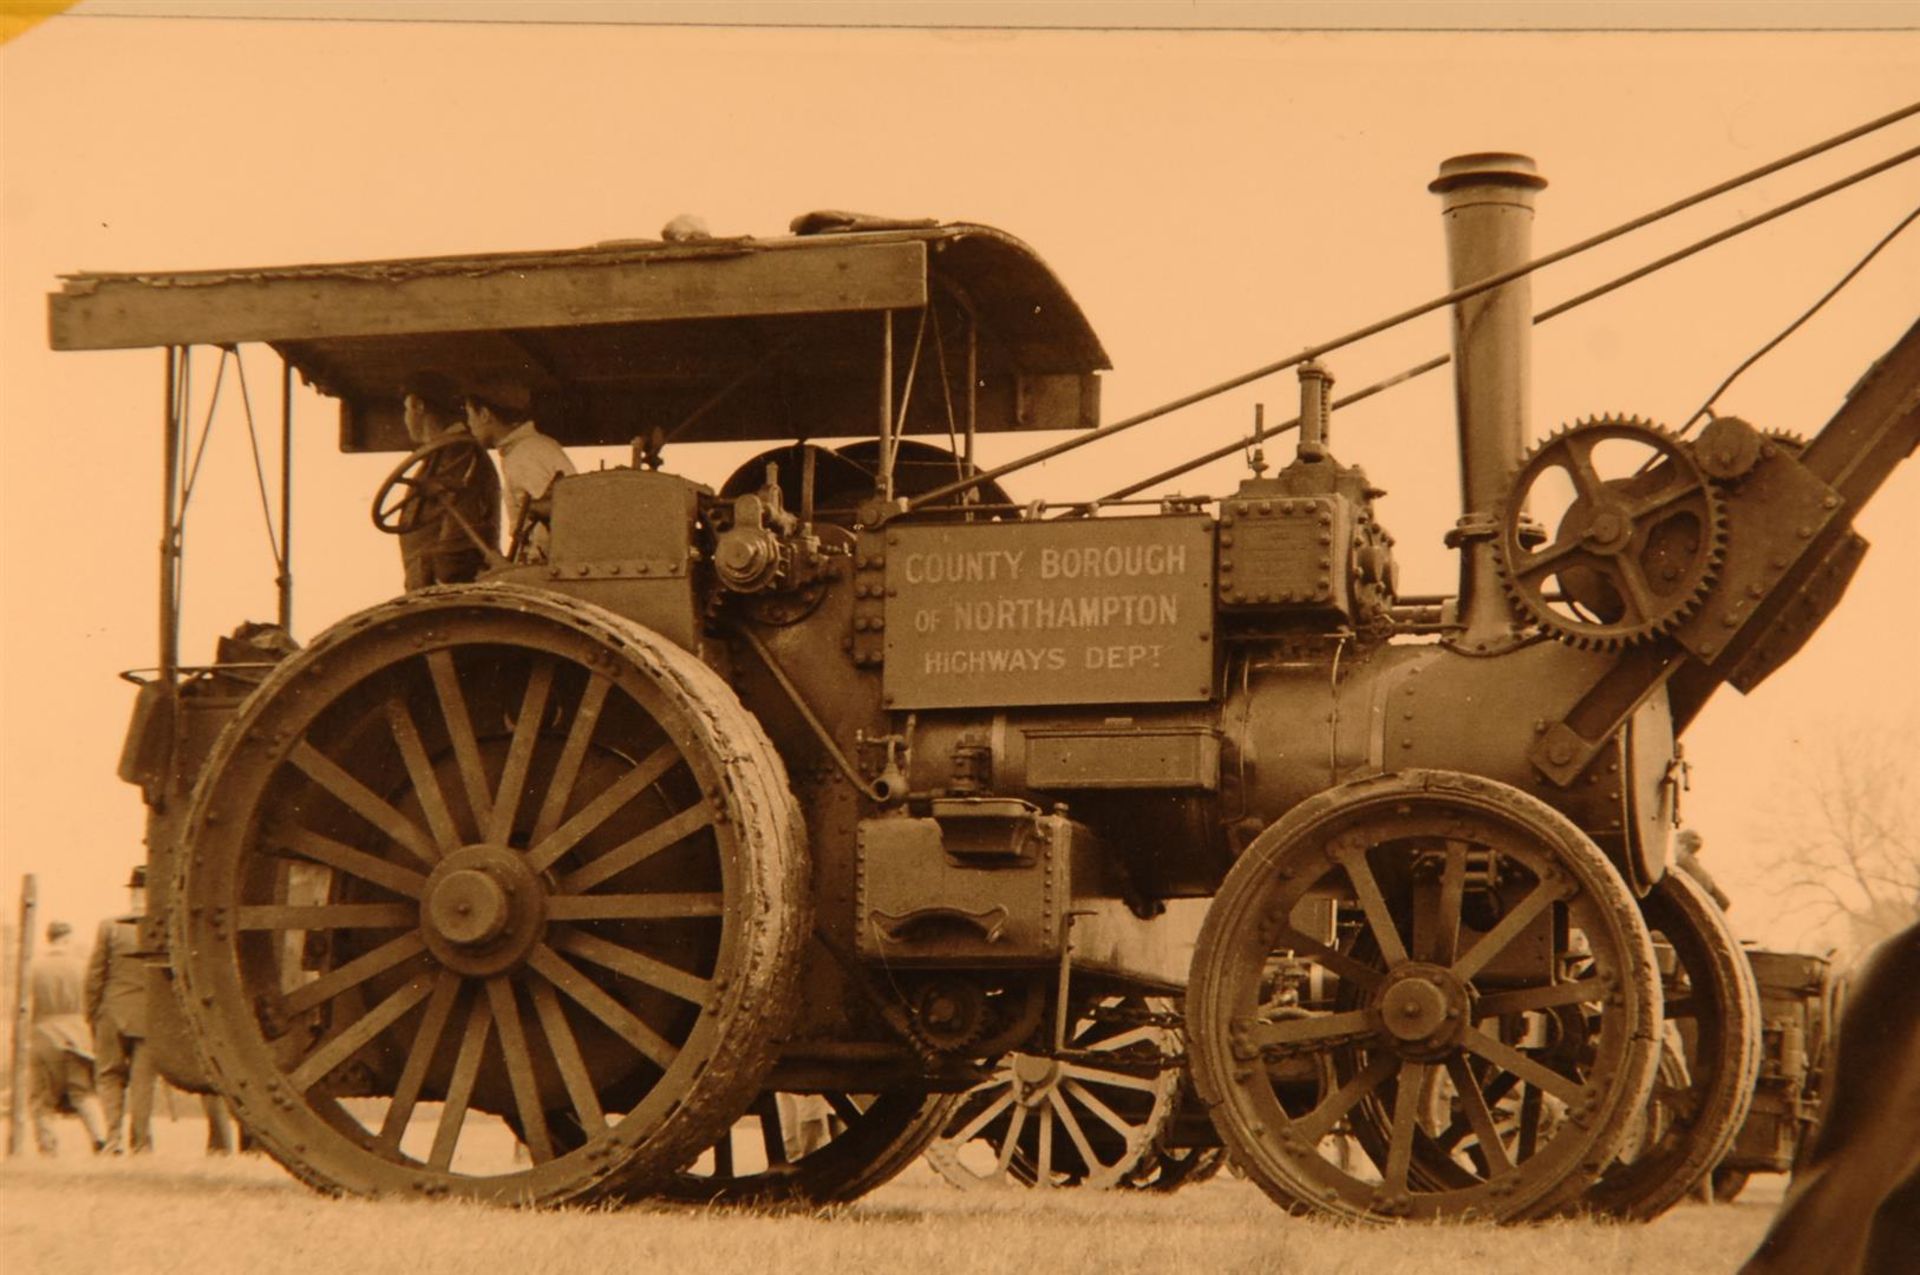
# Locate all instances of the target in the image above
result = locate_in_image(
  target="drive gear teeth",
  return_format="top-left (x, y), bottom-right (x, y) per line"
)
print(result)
top-left (1493, 415), bottom-right (1727, 652)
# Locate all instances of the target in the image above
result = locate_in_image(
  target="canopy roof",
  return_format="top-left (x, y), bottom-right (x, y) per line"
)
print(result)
top-left (49, 220), bottom-right (1108, 452)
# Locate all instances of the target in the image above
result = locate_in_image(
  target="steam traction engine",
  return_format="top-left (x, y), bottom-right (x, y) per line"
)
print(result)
top-left (52, 155), bottom-right (1917, 1221)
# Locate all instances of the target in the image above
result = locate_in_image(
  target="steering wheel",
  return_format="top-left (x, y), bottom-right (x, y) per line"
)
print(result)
top-left (371, 433), bottom-right (490, 536)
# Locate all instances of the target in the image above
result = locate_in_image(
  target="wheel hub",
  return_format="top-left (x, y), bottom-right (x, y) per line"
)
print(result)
top-left (1375, 962), bottom-right (1469, 1057)
top-left (420, 845), bottom-right (547, 976)
top-left (1008, 1054), bottom-right (1061, 1108)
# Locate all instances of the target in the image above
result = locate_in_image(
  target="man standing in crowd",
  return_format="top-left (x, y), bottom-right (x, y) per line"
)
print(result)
top-left (464, 376), bottom-right (575, 561)
top-left (398, 370), bottom-right (501, 589)
top-left (29, 920), bottom-right (107, 1154)
top-left (88, 866), bottom-right (155, 1154)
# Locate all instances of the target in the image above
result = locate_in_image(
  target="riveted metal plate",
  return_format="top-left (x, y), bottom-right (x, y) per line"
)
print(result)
top-left (882, 515), bottom-right (1215, 709)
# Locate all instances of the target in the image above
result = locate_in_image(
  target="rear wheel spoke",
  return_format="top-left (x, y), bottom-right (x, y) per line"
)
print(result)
top-left (280, 931), bottom-right (427, 1018)
top-left (288, 742), bottom-right (437, 865)
top-left (527, 943), bottom-right (678, 1072)
top-left (379, 971), bottom-right (461, 1148)
top-left (529, 674), bottom-right (612, 844)
top-left (550, 928), bottom-right (711, 1007)
top-left (487, 659), bottom-right (555, 846)
top-left (526, 744), bottom-right (681, 874)
top-left (427, 649), bottom-right (494, 836)
top-left (384, 696), bottom-right (459, 854)
top-left (487, 976), bottom-right (554, 1163)
top-left (288, 975), bottom-right (434, 1094)
top-left (280, 828), bottom-right (428, 899)
top-left (528, 978), bottom-right (607, 1137)
top-left (429, 996), bottom-right (495, 1170)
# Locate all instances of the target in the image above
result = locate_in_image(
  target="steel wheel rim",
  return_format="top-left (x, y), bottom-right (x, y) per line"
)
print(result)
top-left (173, 587), bottom-right (806, 1203)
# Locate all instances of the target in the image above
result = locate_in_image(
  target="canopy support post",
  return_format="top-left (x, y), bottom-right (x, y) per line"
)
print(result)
top-left (160, 346), bottom-right (181, 682)
top-left (878, 309), bottom-right (895, 503)
top-left (277, 356), bottom-right (294, 633)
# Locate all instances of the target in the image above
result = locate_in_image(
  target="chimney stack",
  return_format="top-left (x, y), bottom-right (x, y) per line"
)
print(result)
top-left (1430, 153), bottom-right (1546, 648)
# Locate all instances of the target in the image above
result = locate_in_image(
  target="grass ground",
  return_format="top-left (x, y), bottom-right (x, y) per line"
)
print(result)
top-left (1, 1113), bottom-right (1780, 1275)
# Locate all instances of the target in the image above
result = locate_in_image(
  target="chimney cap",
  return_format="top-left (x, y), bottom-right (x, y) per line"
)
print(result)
top-left (1429, 152), bottom-right (1548, 195)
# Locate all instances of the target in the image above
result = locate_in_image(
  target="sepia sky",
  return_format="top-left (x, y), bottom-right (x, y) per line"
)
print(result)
top-left (1, 9), bottom-right (1916, 943)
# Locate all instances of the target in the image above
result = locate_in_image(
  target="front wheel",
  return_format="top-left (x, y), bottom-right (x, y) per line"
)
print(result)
top-left (1186, 770), bottom-right (1660, 1222)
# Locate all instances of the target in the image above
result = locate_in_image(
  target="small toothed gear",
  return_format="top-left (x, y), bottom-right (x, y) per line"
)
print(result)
top-left (1494, 415), bottom-right (1728, 651)
top-left (904, 976), bottom-right (991, 1054)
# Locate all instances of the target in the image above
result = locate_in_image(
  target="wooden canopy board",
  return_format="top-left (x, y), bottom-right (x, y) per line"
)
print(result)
top-left (48, 223), bottom-right (1108, 452)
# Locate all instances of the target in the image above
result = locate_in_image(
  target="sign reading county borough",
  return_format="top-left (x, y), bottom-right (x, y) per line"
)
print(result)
top-left (884, 515), bottom-right (1216, 709)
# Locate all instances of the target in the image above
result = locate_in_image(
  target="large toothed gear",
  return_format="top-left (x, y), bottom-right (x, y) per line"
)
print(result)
top-left (1494, 415), bottom-right (1727, 651)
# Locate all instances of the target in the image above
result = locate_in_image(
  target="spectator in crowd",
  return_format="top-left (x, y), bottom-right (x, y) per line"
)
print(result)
top-left (29, 920), bottom-right (107, 1154)
top-left (88, 866), bottom-right (156, 1154)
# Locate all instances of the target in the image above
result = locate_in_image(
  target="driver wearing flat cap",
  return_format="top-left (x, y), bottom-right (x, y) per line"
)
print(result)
top-left (396, 370), bottom-right (501, 589)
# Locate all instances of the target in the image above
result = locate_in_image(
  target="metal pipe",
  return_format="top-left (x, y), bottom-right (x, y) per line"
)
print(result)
top-left (160, 346), bottom-right (181, 681)
top-left (278, 355), bottom-right (294, 633)
top-left (1431, 153), bottom-right (1545, 648)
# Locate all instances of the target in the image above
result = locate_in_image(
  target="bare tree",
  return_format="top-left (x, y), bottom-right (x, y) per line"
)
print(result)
top-left (1752, 716), bottom-right (1920, 955)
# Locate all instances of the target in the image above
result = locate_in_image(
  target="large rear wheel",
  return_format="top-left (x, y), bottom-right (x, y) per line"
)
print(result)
top-left (1186, 770), bottom-right (1660, 1222)
top-left (172, 586), bottom-right (809, 1204)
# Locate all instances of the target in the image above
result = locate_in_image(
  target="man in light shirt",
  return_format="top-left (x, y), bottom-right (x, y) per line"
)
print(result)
top-left (464, 376), bottom-right (575, 561)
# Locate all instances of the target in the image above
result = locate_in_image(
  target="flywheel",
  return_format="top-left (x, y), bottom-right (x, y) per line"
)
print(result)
top-left (170, 585), bottom-right (809, 1204)
top-left (1495, 416), bottom-right (1727, 650)
top-left (1185, 769), bottom-right (1661, 1222)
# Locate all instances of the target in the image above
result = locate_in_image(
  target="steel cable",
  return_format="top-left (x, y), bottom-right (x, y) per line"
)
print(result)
top-left (902, 101), bottom-right (1920, 514)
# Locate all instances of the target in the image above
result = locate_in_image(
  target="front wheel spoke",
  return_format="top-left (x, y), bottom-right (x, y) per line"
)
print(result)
top-left (1239, 1007), bottom-right (1376, 1051)
top-left (288, 742), bottom-right (437, 865)
top-left (544, 892), bottom-right (725, 922)
top-left (824, 1093), bottom-right (865, 1125)
top-left (1294, 1053), bottom-right (1397, 1143)
top-left (279, 931), bottom-right (428, 1019)
top-left (429, 996), bottom-right (495, 1170)
top-left (1048, 1088), bottom-right (1104, 1172)
top-left (527, 944), bottom-right (678, 1072)
top-left (1059, 1062), bottom-right (1159, 1094)
top-left (486, 659), bottom-right (555, 846)
top-left (1279, 926), bottom-right (1385, 991)
top-left (1430, 841), bottom-right (1468, 965)
top-left (280, 828), bottom-right (428, 899)
top-left (486, 977), bottom-right (553, 1163)
top-left (1476, 978), bottom-right (1604, 1017)
top-left (758, 1096), bottom-right (789, 1168)
top-left (549, 927), bottom-right (711, 1007)
top-left (1060, 1079), bottom-right (1137, 1144)
top-left (1333, 844), bottom-right (1409, 967)
top-left (1451, 880), bottom-right (1559, 983)
top-left (238, 903), bottom-right (416, 931)
top-left (1444, 1054), bottom-right (1514, 1175)
top-left (529, 674), bottom-right (613, 845)
top-left (379, 971), bottom-right (461, 1147)
top-left (1383, 1061), bottom-right (1428, 1193)
top-left (1034, 1103), bottom-right (1056, 1186)
top-left (525, 743), bottom-right (681, 874)
top-left (287, 974), bottom-right (434, 1094)
top-left (1460, 1025), bottom-right (1586, 1106)
top-left (946, 1089), bottom-right (1014, 1145)
top-left (384, 697), bottom-right (459, 854)
top-left (992, 1104), bottom-right (1030, 1176)
top-left (1664, 992), bottom-right (1700, 1020)
top-left (527, 978), bottom-right (607, 1138)
top-left (555, 804), bottom-right (717, 895)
